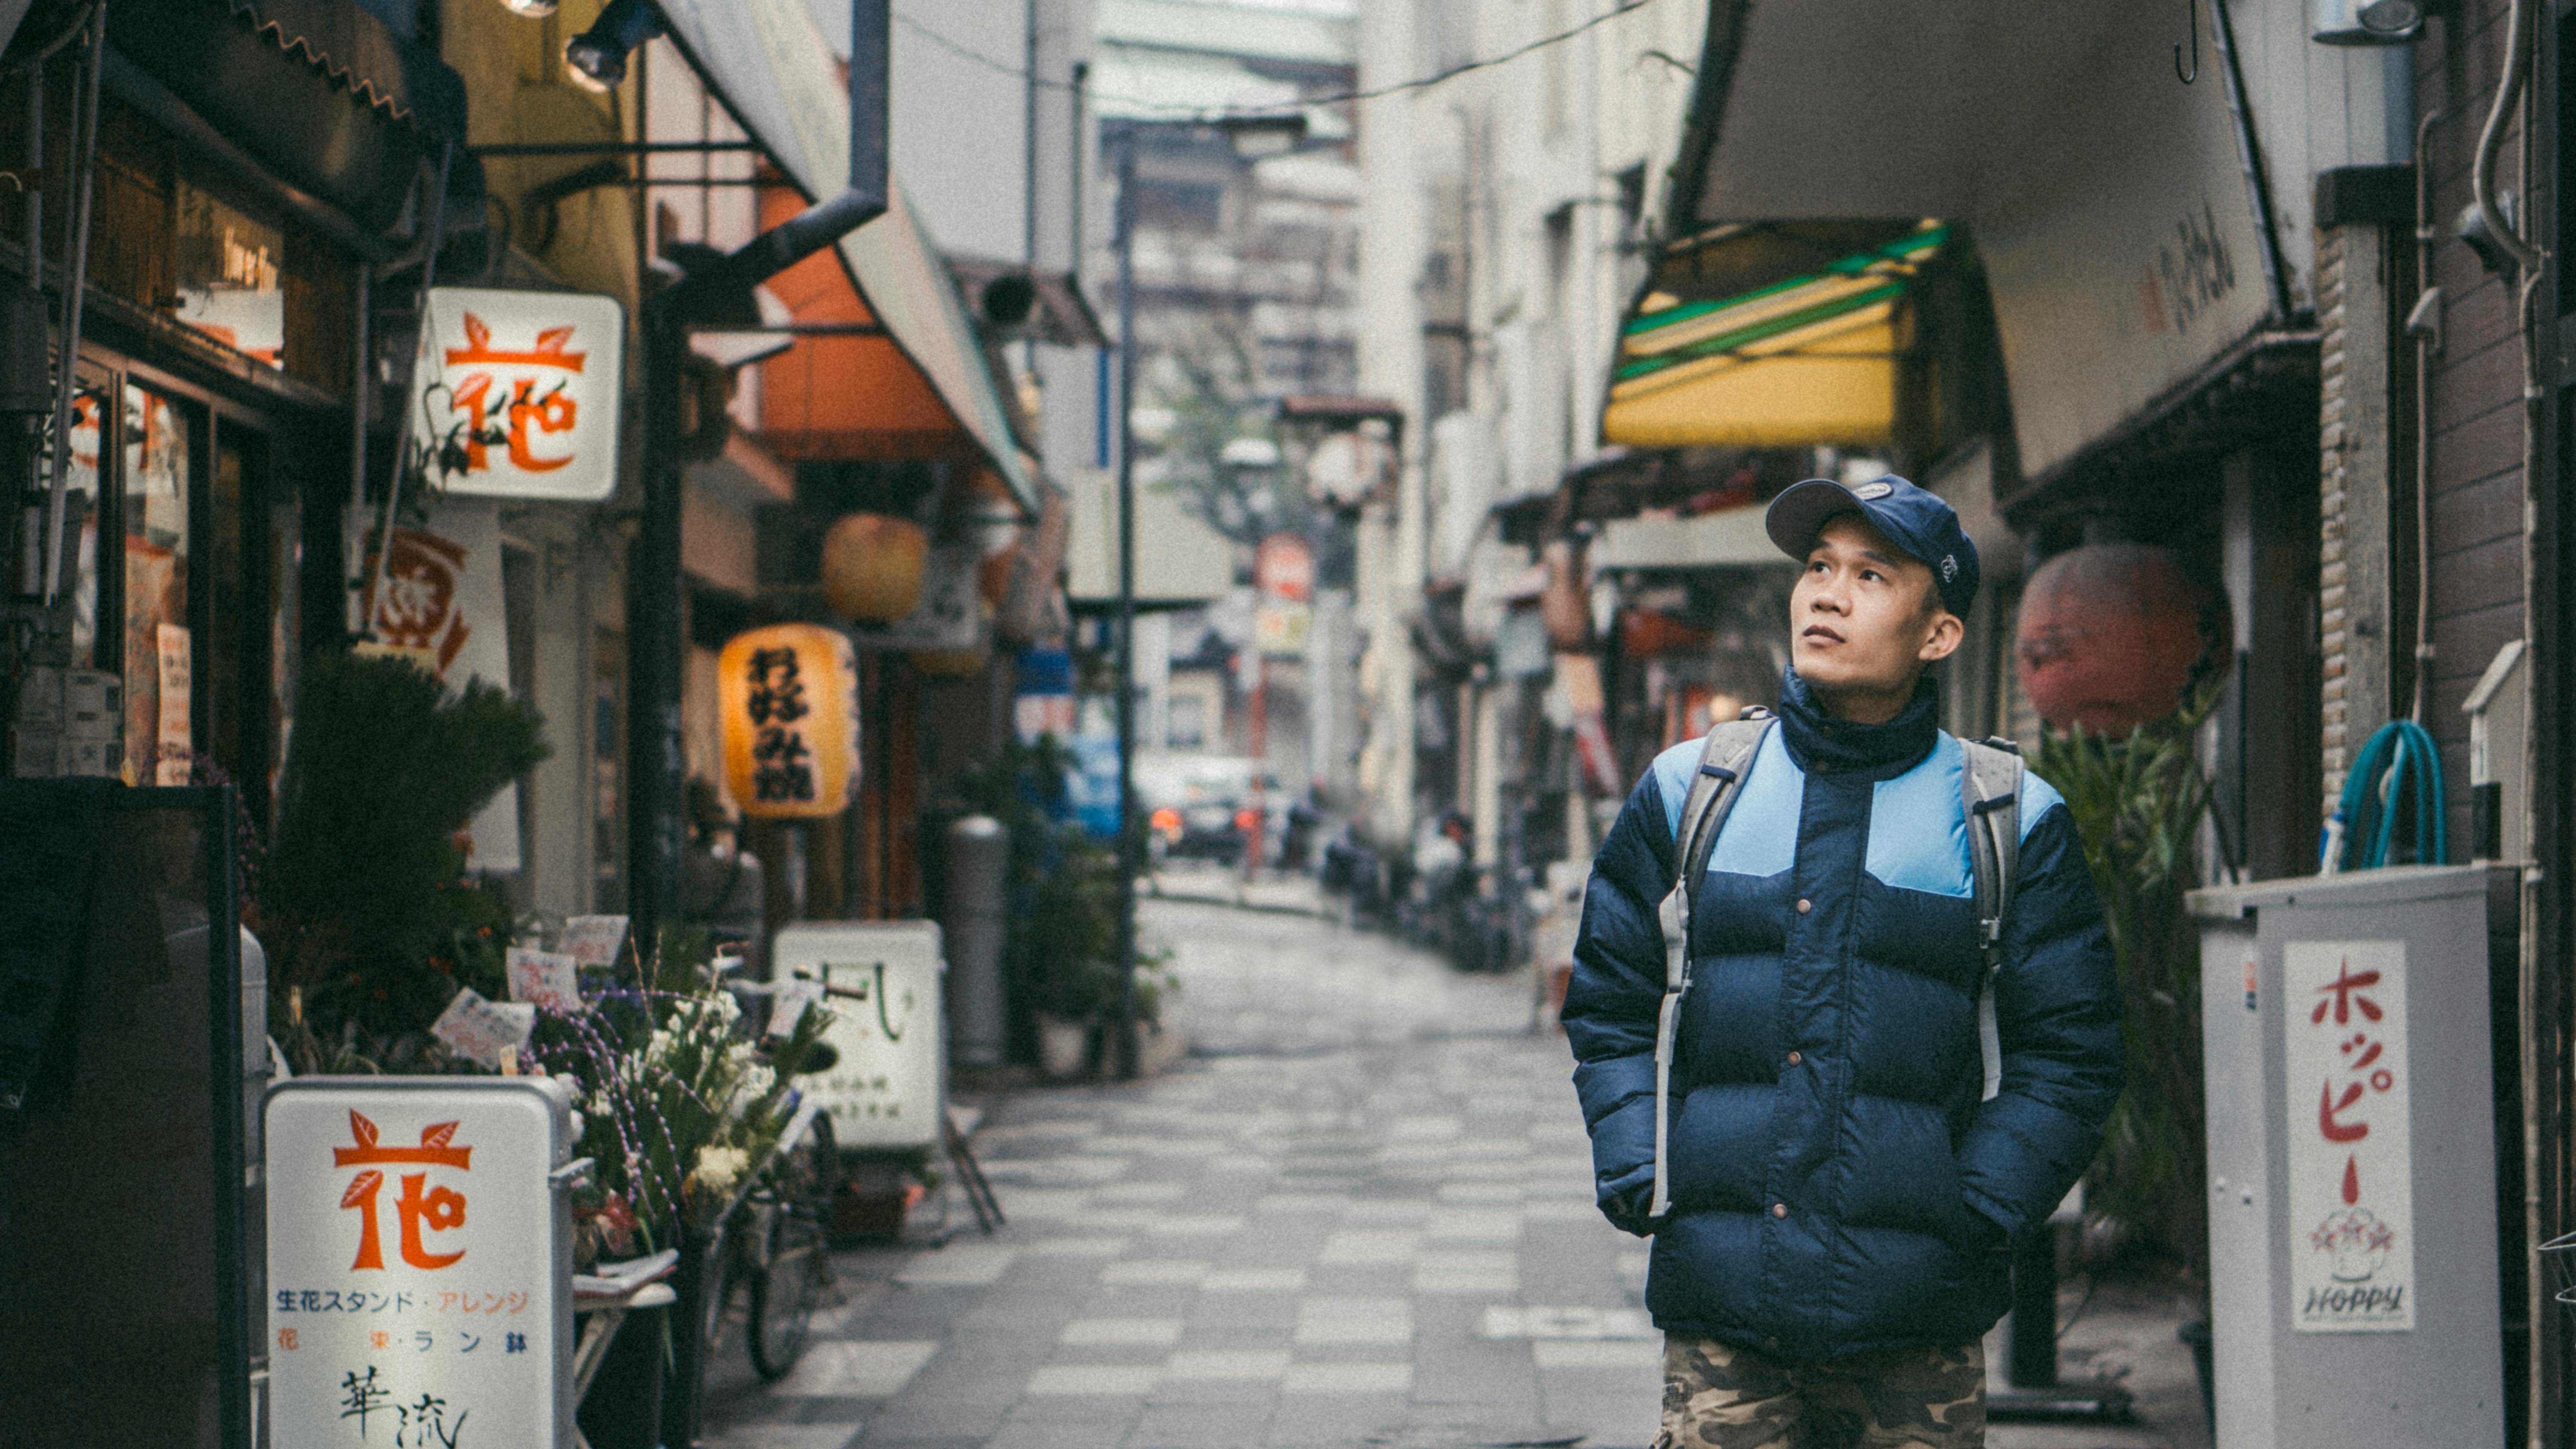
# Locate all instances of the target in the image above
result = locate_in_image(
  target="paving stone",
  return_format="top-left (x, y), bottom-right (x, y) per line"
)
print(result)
top-left (703, 898), bottom-right (2209, 1449)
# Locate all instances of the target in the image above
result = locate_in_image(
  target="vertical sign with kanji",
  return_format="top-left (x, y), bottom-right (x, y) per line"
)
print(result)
top-left (776, 922), bottom-right (945, 1151)
top-left (266, 1078), bottom-right (574, 1446)
top-left (407, 288), bottom-right (624, 504)
top-left (2283, 940), bottom-right (2415, 1331)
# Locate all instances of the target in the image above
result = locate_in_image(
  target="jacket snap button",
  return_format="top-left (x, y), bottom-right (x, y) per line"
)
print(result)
top-left (1795, 897), bottom-right (1812, 914)
top-left (1786, 1051), bottom-right (1802, 1066)
top-left (1771, 1202), bottom-right (1788, 1218)
top-left (1766, 1336), bottom-right (1780, 1349)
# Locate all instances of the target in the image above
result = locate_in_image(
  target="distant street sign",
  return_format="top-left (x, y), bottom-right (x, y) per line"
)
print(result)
top-left (1255, 534), bottom-right (1315, 603)
top-left (266, 1077), bottom-right (577, 1448)
top-left (1255, 603), bottom-right (1312, 658)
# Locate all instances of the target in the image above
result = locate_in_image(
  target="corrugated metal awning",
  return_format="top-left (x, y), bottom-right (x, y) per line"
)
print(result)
top-left (653, 0), bottom-right (1035, 509)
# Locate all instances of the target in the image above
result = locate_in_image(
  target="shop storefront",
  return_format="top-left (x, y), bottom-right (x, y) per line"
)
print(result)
top-left (6, 0), bottom-right (463, 825)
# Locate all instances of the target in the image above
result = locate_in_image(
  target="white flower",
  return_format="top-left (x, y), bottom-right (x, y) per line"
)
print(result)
top-left (688, 1145), bottom-right (751, 1198)
top-left (737, 1063), bottom-right (775, 1106)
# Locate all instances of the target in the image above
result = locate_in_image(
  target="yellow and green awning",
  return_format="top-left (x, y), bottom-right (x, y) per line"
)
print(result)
top-left (1602, 221), bottom-right (1948, 450)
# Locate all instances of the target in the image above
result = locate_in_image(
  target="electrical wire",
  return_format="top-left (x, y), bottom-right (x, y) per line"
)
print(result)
top-left (895, 0), bottom-right (1661, 118)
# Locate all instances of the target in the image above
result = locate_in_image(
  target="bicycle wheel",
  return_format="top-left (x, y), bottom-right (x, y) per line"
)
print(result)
top-left (748, 1111), bottom-right (838, 1380)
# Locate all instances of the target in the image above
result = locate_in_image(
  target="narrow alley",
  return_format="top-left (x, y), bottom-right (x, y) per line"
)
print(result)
top-left (699, 899), bottom-right (2207, 1449)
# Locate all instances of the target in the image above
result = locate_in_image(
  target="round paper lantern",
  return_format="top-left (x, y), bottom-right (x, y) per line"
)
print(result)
top-left (2014, 543), bottom-right (2225, 735)
top-left (719, 624), bottom-right (860, 820)
top-left (821, 513), bottom-right (929, 623)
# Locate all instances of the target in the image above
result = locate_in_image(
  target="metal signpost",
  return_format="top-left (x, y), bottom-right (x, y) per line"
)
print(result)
top-left (264, 1077), bottom-right (580, 1448)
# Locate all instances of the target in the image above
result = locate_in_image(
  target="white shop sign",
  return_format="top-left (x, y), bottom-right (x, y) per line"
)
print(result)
top-left (2283, 940), bottom-right (2416, 1332)
top-left (406, 287), bottom-right (625, 504)
top-left (775, 921), bottom-right (945, 1150)
top-left (265, 1077), bottom-right (576, 1446)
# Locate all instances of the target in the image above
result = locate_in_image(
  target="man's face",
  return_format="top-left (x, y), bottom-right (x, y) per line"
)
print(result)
top-left (1789, 513), bottom-right (1959, 699)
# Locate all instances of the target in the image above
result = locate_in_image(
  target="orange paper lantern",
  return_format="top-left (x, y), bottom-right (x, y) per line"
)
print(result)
top-left (719, 624), bottom-right (861, 820)
top-left (821, 513), bottom-right (929, 623)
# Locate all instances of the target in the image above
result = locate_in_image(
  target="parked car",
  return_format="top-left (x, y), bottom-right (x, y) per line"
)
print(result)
top-left (1134, 753), bottom-right (1277, 865)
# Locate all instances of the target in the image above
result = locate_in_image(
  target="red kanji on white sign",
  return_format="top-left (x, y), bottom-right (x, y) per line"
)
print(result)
top-left (2284, 940), bottom-right (2414, 1332)
top-left (408, 288), bottom-right (624, 504)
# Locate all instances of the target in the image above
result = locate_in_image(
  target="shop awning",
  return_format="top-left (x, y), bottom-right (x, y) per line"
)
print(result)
top-left (106, 0), bottom-right (466, 236)
top-left (654, 0), bottom-right (1035, 509)
top-left (1663, 0), bottom-right (2301, 482)
top-left (1603, 221), bottom-right (1945, 451)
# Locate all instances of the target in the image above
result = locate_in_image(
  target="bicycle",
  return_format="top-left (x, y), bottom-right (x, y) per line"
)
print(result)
top-left (698, 958), bottom-right (845, 1382)
top-left (701, 1089), bottom-right (841, 1381)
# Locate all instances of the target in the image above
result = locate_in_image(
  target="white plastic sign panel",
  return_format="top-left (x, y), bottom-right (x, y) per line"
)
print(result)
top-left (775, 922), bottom-right (945, 1149)
top-left (2283, 940), bottom-right (2416, 1331)
top-left (266, 1077), bottom-right (576, 1447)
top-left (407, 286), bottom-right (625, 503)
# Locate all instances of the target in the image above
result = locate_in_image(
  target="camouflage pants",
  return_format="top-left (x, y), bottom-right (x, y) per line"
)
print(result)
top-left (1654, 1334), bottom-right (1985, 1449)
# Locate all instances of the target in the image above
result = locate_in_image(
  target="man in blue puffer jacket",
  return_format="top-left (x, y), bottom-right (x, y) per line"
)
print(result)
top-left (1566, 475), bottom-right (2123, 1448)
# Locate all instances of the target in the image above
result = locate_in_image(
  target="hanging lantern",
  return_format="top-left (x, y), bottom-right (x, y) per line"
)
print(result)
top-left (821, 513), bottom-right (929, 623)
top-left (2014, 543), bottom-right (2228, 735)
top-left (719, 624), bottom-right (860, 820)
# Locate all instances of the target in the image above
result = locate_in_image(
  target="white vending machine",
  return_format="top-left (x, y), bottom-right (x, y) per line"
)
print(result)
top-left (2189, 864), bottom-right (2525, 1448)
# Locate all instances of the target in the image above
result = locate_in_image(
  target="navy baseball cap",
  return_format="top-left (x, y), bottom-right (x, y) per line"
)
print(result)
top-left (1765, 473), bottom-right (1981, 618)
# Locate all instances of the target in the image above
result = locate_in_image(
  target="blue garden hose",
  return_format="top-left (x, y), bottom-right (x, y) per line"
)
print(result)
top-left (2321, 719), bottom-right (2447, 872)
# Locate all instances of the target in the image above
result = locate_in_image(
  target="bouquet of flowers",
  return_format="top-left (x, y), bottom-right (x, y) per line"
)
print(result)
top-left (532, 928), bottom-right (834, 1265)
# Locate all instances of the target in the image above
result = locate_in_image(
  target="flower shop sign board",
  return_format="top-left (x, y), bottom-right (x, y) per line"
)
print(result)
top-left (265, 1076), bottom-right (578, 1447)
top-left (775, 921), bottom-right (945, 1151)
top-left (405, 287), bottom-right (625, 503)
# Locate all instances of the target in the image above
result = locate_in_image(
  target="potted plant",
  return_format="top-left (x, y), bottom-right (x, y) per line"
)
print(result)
top-left (261, 650), bottom-right (547, 1066)
top-left (2032, 681), bottom-right (2223, 1414)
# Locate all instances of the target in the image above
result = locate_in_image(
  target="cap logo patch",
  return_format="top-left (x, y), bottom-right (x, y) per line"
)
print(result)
top-left (1853, 481), bottom-right (1894, 500)
top-left (1941, 556), bottom-right (1959, 582)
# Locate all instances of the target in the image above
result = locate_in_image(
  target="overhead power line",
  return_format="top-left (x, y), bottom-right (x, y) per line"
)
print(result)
top-left (894, 0), bottom-right (1665, 119)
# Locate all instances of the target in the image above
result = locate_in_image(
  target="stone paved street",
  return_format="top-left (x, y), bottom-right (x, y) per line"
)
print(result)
top-left (698, 897), bottom-right (2208, 1449)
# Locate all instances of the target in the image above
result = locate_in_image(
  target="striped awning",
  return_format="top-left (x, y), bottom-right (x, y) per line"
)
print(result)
top-left (1601, 221), bottom-right (1947, 451)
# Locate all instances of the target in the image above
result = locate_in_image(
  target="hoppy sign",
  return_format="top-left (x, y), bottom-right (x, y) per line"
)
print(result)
top-left (266, 1078), bottom-right (576, 1447)
top-left (407, 288), bottom-right (624, 503)
top-left (718, 624), bottom-right (860, 821)
top-left (2283, 940), bottom-right (2415, 1331)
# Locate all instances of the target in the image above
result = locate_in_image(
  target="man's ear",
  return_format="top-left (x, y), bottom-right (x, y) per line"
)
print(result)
top-left (1917, 606), bottom-right (1965, 665)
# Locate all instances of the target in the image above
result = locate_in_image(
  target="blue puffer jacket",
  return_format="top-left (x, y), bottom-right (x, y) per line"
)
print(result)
top-left (1565, 671), bottom-right (2123, 1360)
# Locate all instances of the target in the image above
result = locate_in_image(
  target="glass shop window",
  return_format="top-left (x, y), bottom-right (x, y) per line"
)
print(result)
top-left (122, 382), bottom-right (191, 784)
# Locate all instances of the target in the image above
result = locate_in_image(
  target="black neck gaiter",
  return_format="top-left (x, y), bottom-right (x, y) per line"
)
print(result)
top-left (1775, 667), bottom-right (1941, 782)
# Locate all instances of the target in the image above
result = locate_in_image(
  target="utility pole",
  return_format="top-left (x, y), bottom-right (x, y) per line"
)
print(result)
top-left (1111, 124), bottom-right (1142, 1080)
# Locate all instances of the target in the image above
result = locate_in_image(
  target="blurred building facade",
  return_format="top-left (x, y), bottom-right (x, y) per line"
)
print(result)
top-left (1348, 0), bottom-right (2576, 1433)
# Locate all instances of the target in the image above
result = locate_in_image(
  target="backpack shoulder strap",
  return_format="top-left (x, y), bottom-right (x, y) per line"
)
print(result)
top-left (1959, 737), bottom-right (2023, 1103)
top-left (1660, 710), bottom-right (1774, 991)
top-left (1648, 706), bottom-right (1773, 1219)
